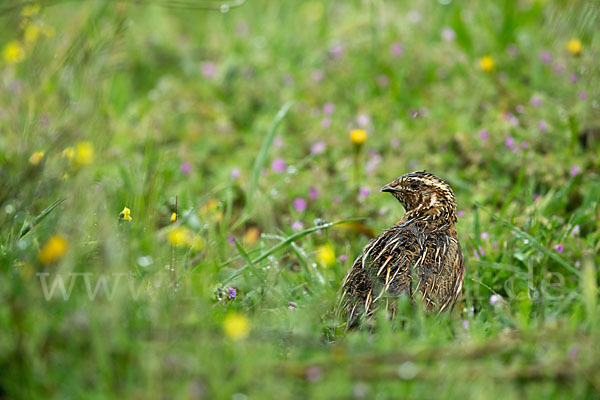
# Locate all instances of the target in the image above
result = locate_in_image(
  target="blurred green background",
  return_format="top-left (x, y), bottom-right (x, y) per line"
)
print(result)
top-left (0, 0), bottom-right (599, 398)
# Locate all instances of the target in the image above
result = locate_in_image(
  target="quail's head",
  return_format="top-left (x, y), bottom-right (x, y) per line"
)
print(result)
top-left (380, 171), bottom-right (457, 222)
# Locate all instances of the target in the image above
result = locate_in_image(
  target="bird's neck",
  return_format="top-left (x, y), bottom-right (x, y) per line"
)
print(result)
top-left (398, 202), bottom-right (457, 226)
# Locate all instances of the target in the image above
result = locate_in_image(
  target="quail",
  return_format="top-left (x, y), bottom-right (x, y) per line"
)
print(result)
top-left (338, 171), bottom-right (464, 327)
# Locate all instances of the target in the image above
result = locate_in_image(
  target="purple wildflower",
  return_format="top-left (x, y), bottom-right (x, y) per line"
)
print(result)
top-left (329, 43), bottom-right (344, 59)
top-left (457, 210), bottom-right (465, 218)
top-left (231, 167), bottom-right (241, 180)
top-left (441, 27), bottom-right (456, 41)
top-left (521, 141), bottom-right (528, 149)
top-left (289, 301), bottom-right (296, 310)
top-left (311, 69), bottom-right (325, 82)
top-left (530, 96), bottom-right (541, 107)
top-left (320, 118), bottom-right (331, 129)
top-left (570, 164), bottom-right (580, 177)
top-left (462, 320), bottom-right (469, 329)
top-left (490, 294), bottom-right (500, 305)
top-left (333, 196), bottom-right (340, 204)
top-left (570, 73), bottom-right (578, 83)
top-left (293, 198), bottom-right (307, 212)
top-left (227, 235), bottom-right (235, 245)
top-left (578, 91), bottom-right (587, 100)
top-left (390, 42), bottom-right (404, 57)
top-left (553, 63), bottom-right (565, 74)
top-left (308, 187), bottom-right (319, 200)
top-left (339, 254), bottom-right (348, 262)
top-left (555, 244), bottom-right (564, 253)
top-left (180, 161), bottom-right (191, 175)
top-left (227, 287), bottom-right (237, 299)
top-left (538, 120), bottom-right (548, 132)
top-left (323, 103), bottom-right (335, 115)
top-left (480, 232), bottom-right (489, 240)
top-left (540, 51), bottom-right (552, 64)
top-left (291, 221), bottom-right (304, 232)
top-left (570, 225), bottom-right (580, 237)
top-left (358, 186), bottom-right (371, 199)
top-left (378, 208), bottom-right (386, 216)
top-left (357, 114), bottom-right (371, 127)
top-left (271, 158), bottom-right (286, 173)
top-left (515, 104), bottom-right (525, 114)
top-left (479, 130), bottom-right (490, 140)
top-left (310, 141), bottom-right (326, 155)
top-left (505, 136), bottom-right (516, 149)
top-left (201, 62), bottom-right (217, 78)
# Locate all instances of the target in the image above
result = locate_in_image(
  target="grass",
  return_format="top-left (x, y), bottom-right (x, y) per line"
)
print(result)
top-left (1, 0), bottom-right (599, 398)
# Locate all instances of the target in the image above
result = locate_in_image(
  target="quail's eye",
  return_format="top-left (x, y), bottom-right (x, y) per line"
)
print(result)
top-left (410, 181), bottom-right (419, 189)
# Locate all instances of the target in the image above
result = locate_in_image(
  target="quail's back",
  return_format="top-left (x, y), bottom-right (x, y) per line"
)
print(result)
top-left (338, 171), bottom-right (464, 327)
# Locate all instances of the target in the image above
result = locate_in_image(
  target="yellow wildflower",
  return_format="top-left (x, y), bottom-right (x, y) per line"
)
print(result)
top-left (242, 227), bottom-right (260, 245)
top-left (28, 151), bottom-right (44, 166)
top-left (350, 129), bottom-right (367, 145)
top-left (75, 141), bottom-right (94, 165)
top-left (3, 41), bottom-right (25, 64)
top-left (223, 313), bottom-right (250, 340)
top-left (479, 56), bottom-right (494, 72)
top-left (120, 207), bottom-right (132, 222)
top-left (39, 235), bottom-right (68, 264)
top-left (316, 243), bottom-right (336, 267)
top-left (24, 24), bottom-right (40, 44)
top-left (167, 226), bottom-right (193, 247)
top-left (566, 39), bottom-right (582, 55)
top-left (170, 212), bottom-right (177, 223)
top-left (61, 147), bottom-right (75, 159)
top-left (21, 4), bottom-right (41, 17)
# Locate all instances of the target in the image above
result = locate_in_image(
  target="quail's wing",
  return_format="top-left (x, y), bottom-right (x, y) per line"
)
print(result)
top-left (337, 226), bottom-right (422, 324)
top-left (414, 228), bottom-right (464, 312)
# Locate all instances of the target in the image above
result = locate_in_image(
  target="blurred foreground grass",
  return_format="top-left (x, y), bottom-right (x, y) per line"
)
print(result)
top-left (1, 0), bottom-right (599, 398)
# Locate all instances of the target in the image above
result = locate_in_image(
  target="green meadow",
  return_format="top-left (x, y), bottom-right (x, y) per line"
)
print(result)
top-left (1, 0), bottom-right (599, 398)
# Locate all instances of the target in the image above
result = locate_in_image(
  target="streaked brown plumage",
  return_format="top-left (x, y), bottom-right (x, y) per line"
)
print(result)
top-left (338, 171), bottom-right (464, 327)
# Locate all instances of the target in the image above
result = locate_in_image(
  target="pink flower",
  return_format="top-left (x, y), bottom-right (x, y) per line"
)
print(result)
top-left (490, 294), bottom-right (500, 305)
top-left (515, 105), bottom-right (525, 114)
top-left (311, 69), bottom-right (325, 82)
top-left (540, 51), bottom-right (552, 64)
top-left (310, 141), bottom-right (326, 155)
top-left (473, 246), bottom-right (485, 259)
top-left (330, 43), bottom-right (344, 59)
top-left (520, 141), bottom-right (528, 149)
top-left (231, 167), bottom-right (241, 179)
top-left (530, 96), bottom-right (541, 107)
top-left (579, 91), bottom-right (587, 100)
top-left (201, 62), bottom-right (217, 78)
top-left (291, 221), bottom-right (304, 232)
top-left (333, 196), bottom-right (340, 204)
top-left (555, 244), bottom-right (564, 253)
top-left (378, 208), bottom-right (386, 216)
top-left (570, 73), bottom-right (578, 83)
top-left (479, 130), bottom-right (490, 140)
top-left (505, 136), bottom-right (515, 149)
top-left (570, 164), bottom-right (580, 177)
top-left (320, 118), bottom-right (331, 129)
top-left (323, 103), bottom-right (335, 115)
top-left (227, 235), bottom-right (235, 245)
top-left (441, 27), bottom-right (456, 41)
top-left (462, 320), bottom-right (469, 329)
top-left (480, 232), bottom-right (489, 239)
top-left (538, 120), bottom-right (548, 132)
top-left (180, 161), bottom-right (191, 175)
top-left (227, 287), bottom-right (237, 299)
top-left (358, 186), bottom-right (371, 199)
top-left (457, 210), bottom-right (465, 218)
top-left (271, 158), bottom-right (286, 173)
top-left (390, 42), bottom-right (404, 57)
top-left (293, 198), bottom-right (307, 212)
top-left (339, 254), bottom-right (348, 262)
top-left (289, 301), bottom-right (296, 310)
top-left (308, 187), bottom-right (319, 200)
top-left (356, 114), bottom-right (371, 127)
top-left (552, 63), bottom-right (564, 74)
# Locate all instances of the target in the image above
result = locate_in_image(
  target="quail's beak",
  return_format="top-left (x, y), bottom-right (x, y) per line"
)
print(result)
top-left (380, 183), bottom-right (402, 193)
